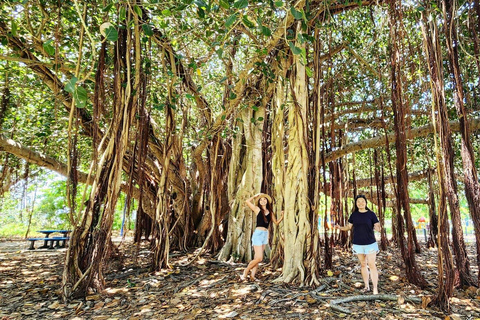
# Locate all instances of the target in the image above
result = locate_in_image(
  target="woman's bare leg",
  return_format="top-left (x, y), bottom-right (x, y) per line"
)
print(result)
top-left (357, 254), bottom-right (370, 291)
top-left (242, 245), bottom-right (263, 280)
top-left (366, 252), bottom-right (378, 294)
top-left (250, 245), bottom-right (265, 280)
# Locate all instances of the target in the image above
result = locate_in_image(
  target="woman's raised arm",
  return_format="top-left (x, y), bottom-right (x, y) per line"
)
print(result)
top-left (245, 194), bottom-right (261, 214)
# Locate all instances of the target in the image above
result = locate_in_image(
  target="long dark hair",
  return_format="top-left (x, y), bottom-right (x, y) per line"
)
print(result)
top-left (257, 198), bottom-right (274, 224)
top-left (353, 194), bottom-right (370, 212)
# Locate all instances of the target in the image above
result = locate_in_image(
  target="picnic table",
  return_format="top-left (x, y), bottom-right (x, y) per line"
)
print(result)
top-left (27, 230), bottom-right (71, 250)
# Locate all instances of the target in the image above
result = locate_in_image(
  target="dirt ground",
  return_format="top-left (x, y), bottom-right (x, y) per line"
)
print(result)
top-left (0, 237), bottom-right (479, 320)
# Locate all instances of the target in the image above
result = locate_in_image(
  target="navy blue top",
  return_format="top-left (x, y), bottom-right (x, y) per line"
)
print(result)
top-left (256, 211), bottom-right (271, 228)
top-left (348, 210), bottom-right (379, 245)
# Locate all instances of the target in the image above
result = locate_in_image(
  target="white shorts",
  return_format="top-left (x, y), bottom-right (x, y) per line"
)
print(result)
top-left (352, 242), bottom-right (379, 255)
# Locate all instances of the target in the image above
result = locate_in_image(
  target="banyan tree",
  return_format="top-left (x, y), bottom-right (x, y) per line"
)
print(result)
top-left (1, 0), bottom-right (480, 311)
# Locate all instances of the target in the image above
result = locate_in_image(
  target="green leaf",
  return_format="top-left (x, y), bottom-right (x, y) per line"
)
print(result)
top-left (288, 41), bottom-right (301, 55)
top-left (74, 86), bottom-right (88, 108)
top-left (234, 0), bottom-right (248, 9)
top-left (417, 6), bottom-right (425, 12)
top-left (297, 33), bottom-right (306, 44)
top-left (195, 0), bottom-right (207, 8)
top-left (225, 13), bottom-right (238, 28)
top-left (104, 26), bottom-right (118, 42)
top-left (142, 24), bottom-right (153, 36)
top-left (103, 4), bottom-right (113, 12)
top-left (198, 7), bottom-right (205, 18)
top-left (154, 104), bottom-right (165, 111)
top-left (242, 15), bottom-right (255, 28)
top-left (305, 66), bottom-right (313, 77)
top-left (65, 77), bottom-right (78, 93)
top-left (274, 1), bottom-right (283, 7)
top-left (219, 0), bottom-right (230, 9)
top-left (290, 7), bottom-right (303, 20)
top-left (11, 20), bottom-right (18, 37)
top-left (260, 25), bottom-right (271, 36)
top-left (119, 7), bottom-right (126, 21)
top-left (300, 47), bottom-right (307, 61)
top-left (229, 92), bottom-right (237, 100)
top-left (257, 117), bottom-right (264, 121)
top-left (133, 5), bottom-right (143, 17)
top-left (43, 40), bottom-right (55, 56)
top-left (161, 9), bottom-right (172, 16)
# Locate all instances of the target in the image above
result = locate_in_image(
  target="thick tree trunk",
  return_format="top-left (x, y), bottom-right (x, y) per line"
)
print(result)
top-left (420, 1), bottom-right (474, 287)
top-left (269, 60), bottom-right (287, 269)
top-left (388, 0), bottom-right (427, 288)
top-left (277, 23), bottom-right (311, 284)
top-left (63, 22), bottom-right (139, 299)
top-left (308, 27), bottom-right (327, 284)
top-left (151, 109), bottom-right (173, 271)
top-left (217, 104), bottom-right (265, 262)
top-left (443, 0), bottom-right (480, 286)
top-left (431, 194), bottom-right (455, 311)
top-left (420, 4), bottom-right (458, 309)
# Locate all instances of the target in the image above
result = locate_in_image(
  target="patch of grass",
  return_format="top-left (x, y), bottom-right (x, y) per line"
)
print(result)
top-left (0, 223), bottom-right (30, 238)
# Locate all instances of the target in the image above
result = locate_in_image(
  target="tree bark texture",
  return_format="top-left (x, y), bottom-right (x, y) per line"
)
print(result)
top-left (388, 0), bottom-right (427, 288)
top-left (269, 59), bottom-right (288, 269)
top-left (420, 3), bottom-right (458, 309)
top-left (442, 0), bottom-right (480, 286)
top-left (63, 22), bottom-right (140, 298)
top-left (277, 22), bottom-right (311, 284)
top-left (420, 1), bottom-right (474, 287)
top-left (217, 103), bottom-right (265, 262)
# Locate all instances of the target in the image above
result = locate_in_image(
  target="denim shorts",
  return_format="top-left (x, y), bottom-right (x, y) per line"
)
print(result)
top-left (352, 242), bottom-right (379, 255)
top-left (252, 229), bottom-right (269, 246)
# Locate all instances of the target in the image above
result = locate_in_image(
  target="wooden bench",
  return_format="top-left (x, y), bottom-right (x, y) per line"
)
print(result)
top-left (27, 237), bottom-right (69, 250)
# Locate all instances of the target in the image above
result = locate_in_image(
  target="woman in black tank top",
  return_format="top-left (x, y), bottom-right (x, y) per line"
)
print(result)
top-left (240, 193), bottom-right (284, 281)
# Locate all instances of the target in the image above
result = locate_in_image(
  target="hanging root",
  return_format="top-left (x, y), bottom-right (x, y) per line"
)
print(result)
top-left (329, 294), bottom-right (422, 314)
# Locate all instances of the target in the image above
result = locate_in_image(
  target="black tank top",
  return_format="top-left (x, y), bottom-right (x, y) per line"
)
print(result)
top-left (256, 211), bottom-right (271, 228)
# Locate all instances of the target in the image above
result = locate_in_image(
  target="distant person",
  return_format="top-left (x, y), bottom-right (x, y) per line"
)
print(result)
top-left (335, 194), bottom-right (381, 294)
top-left (241, 193), bottom-right (283, 281)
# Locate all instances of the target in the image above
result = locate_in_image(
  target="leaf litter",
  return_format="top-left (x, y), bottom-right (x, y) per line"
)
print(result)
top-left (0, 238), bottom-right (479, 320)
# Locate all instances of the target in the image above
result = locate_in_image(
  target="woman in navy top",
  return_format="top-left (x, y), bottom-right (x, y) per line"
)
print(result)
top-left (241, 193), bottom-right (283, 281)
top-left (335, 195), bottom-right (381, 294)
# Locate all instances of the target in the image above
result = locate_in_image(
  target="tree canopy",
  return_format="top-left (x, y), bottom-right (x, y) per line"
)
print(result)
top-left (1, 0), bottom-right (480, 311)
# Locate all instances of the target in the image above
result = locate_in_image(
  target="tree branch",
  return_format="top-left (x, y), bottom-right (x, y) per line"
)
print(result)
top-left (329, 294), bottom-right (422, 314)
top-left (0, 55), bottom-right (76, 72)
top-left (0, 136), bottom-right (88, 182)
top-left (0, 135), bottom-right (141, 198)
top-left (324, 118), bottom-right (480, 163)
